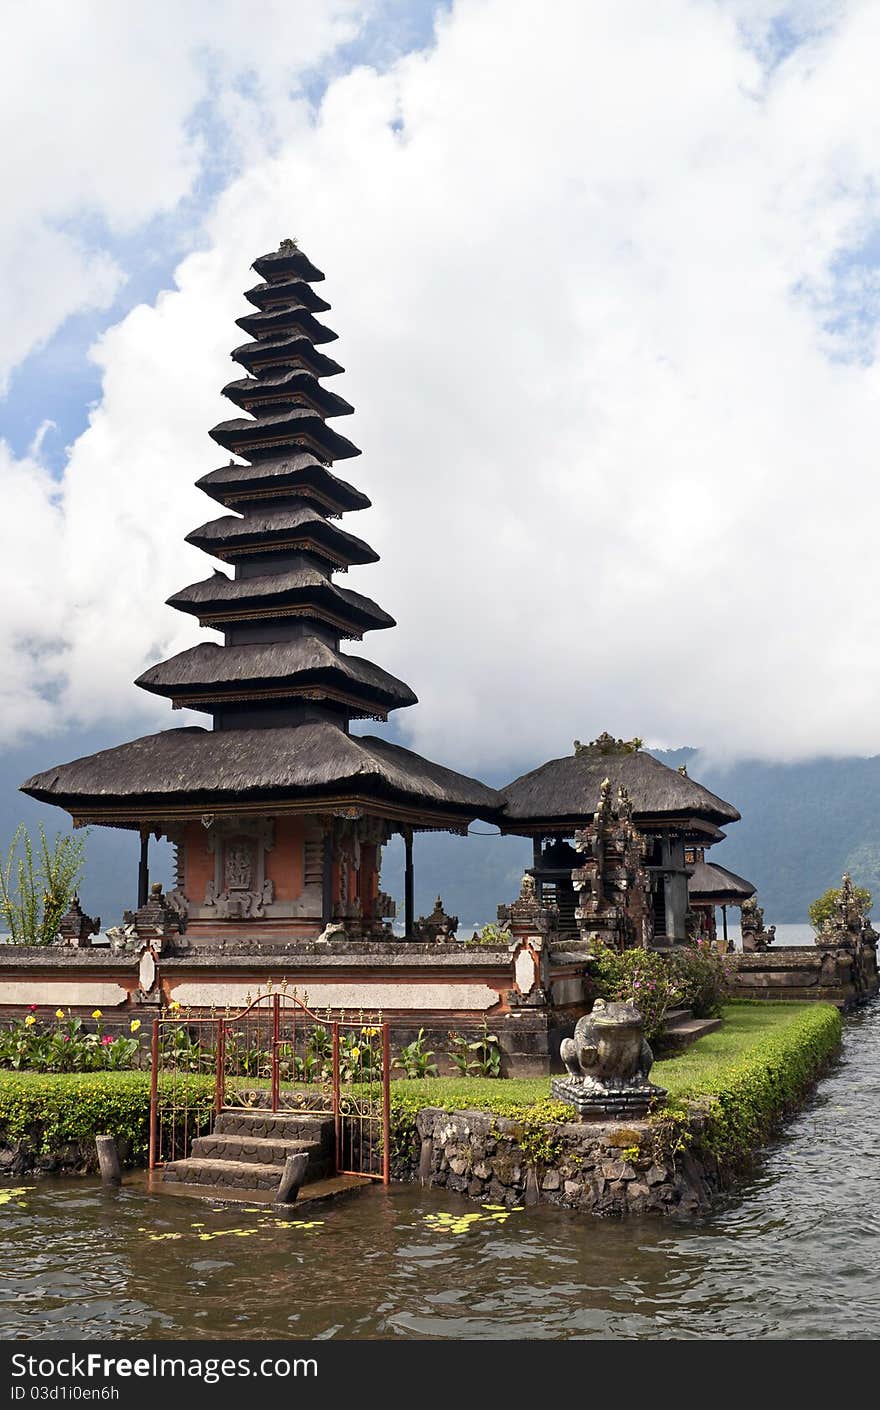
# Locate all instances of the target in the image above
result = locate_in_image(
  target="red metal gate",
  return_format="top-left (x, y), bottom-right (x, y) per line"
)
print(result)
top-left (149, 988), bottom-right (391, 1183)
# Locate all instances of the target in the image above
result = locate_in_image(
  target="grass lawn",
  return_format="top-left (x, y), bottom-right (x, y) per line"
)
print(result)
top-left (390, 1001), bottom-right (842, 1117)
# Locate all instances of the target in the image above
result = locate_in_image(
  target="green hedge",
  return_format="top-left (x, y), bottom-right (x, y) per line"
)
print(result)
top-left (389, 1002), bottom-right (843, 1173)
top-left (0, 1072), bottom-right (214, 1166)
top-left (0, 1002), bottom-right (843, 1177)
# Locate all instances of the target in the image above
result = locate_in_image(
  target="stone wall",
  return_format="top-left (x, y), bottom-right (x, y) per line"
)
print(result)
top-left (401, 1106), bottom-right (717, 1217)
top-left (730, 946), bottom-right (879, 1009)
top-left (0, 1133), bottom-right (136, 1179)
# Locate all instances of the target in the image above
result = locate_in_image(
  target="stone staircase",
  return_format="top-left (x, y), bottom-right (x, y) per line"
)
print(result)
top-left (661, 1007), bottom-right (722, 1051)
top-left (161, 1108), bottom-right (335, 1196)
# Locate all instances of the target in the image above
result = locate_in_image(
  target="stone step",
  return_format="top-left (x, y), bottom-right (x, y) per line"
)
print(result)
top-left (189, 1133), bottom-right (329, 1174)
top-left (213, 1109), bottom-right (334, 1147)
top-left (662, 1007), bottom-right (693, 1028)
top-left (661, 1015), bottom-right (722, 1050)
top-left (162, 1157), bottom-right (294, 1193)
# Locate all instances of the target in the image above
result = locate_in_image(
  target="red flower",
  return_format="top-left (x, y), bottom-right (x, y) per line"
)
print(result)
top-left (28, 1004), bottom-right (38, 1011)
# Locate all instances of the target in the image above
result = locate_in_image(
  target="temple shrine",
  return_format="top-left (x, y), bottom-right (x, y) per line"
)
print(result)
top-left (500, 735), bottom-right (740, 943)
top-left (22, 240), bottom-right (504, 946)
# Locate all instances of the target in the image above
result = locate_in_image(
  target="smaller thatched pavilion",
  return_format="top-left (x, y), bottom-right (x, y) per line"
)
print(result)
top-left (500, 734), bottom-right (741, 943)
top-left (686, 848), bottom-right (756, 949)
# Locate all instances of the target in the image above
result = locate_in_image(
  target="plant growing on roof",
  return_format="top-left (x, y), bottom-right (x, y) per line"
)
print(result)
top-left (0, 824), bottom-right (88, 946)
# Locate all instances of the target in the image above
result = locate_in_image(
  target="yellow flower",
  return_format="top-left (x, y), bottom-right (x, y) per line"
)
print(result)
top-left (361, 1026), bottom-right (380, 1038)
top-left (168, 999), bottom-right (181, 1012)
top-left (24, 1015), bottom-right (36, 1027)
top-left (130, 1019), bottom-right (141, 1033)
top-left (55, 1009), bottom-right (65, 1020)
top-left (91, 1009), bottom-right (102, 1020)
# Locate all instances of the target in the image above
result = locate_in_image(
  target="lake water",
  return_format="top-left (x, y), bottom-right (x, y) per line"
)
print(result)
top-left (1, 997), bottom-right (878, 1341)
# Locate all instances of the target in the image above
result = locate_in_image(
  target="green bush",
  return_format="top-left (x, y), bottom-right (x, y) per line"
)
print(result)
top-left (0, 1071), bottom-right (214, 1167)
top-left (0, 824), bottom-right (88, 945)
top-left (668, 939), bottom-right (735, 1018)
top-left (590, 940), bottom-right (680, 1043)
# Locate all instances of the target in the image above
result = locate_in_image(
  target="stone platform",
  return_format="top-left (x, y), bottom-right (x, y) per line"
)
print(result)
top-left (729, 945), bottom-right (879, 1009)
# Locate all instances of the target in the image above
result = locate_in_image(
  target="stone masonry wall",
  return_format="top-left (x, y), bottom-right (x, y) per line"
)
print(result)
top-left (401, 1106), bottom-right (717, 1217)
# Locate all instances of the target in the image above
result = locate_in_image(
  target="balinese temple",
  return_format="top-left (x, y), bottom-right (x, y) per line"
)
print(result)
top-left (686, 847), bottom-right (756, 949)
top-left (500, 735), bottom-right (741, 944)
top-left (22, 240), bottom-right (504, 946)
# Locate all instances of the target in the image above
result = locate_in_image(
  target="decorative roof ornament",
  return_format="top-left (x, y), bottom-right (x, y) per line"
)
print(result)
top-left (278, 236), bottom-right (299, 253)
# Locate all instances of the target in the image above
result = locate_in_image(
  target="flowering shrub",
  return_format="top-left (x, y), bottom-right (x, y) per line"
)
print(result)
top-left (0, 1010), bottom-right (143, 1072)
top-left (668, 939), bottom-right (735, 1018)
top-left (589, 942), bottom-right (681, 1044)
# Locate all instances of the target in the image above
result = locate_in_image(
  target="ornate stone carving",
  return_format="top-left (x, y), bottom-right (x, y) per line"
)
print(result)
top-left (740, 896), bottom-right (775, 952)
top-left (497, 873), bottom-right (558, 941)
top-left (56, 895), bottom-right (101, 948)
top-left (552, 998), bottom-right (667, 1118)
top-left (413, 896), bottom-right (459, 942)
top-left (123, 882), bottom-right (182, 952)
top-left (202, 818), bottom-right (275, 919)
top-left (571, 782), bottom-right (652, 951)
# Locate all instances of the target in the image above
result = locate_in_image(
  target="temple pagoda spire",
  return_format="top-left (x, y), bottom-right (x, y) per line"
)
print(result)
top-left (138, 239), bottom-right (417, 730)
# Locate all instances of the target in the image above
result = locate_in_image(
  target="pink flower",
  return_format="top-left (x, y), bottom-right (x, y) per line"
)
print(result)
top-left (63, 1035), bottom-right (70, 1043)
top-left (101, 1035), bottom-right (113, 1046)
top-left (28, 1004), bottom-right (38, 1012)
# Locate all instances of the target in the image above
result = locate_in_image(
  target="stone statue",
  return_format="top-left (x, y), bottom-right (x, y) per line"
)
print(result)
top-left (740, 896), bottom-right (774, 951)
top-left (414, 896), bottom-right (459, 942)
top-left (552, 998), bottom-right (667, 1118)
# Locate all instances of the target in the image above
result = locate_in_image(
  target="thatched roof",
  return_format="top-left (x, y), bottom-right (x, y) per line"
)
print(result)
top-left (196, 455), bottom-right (369, 513)
top-left (167, 567), bottom-right (394, 635)
top-left (209, 408), bottom-right (359, 461)
top-left (251, 246), bottom-right (324, 283)
top-left (244, 279), bottom-right (330, 313)
top-left (221, 370), bottom-right (353, 418)
top-left (185, 505), bottom-right (377, 566)
top-left (21, 722), bottom-right (504, 823)
top-left (235, 305), bottom-right (336, 345)
top-left (231, 334), bottom-right (343, 379)
top-left (688, 860), bottom-right (755, 903)
top-left (501, 744), bottom-right (740, 829)
top-left (136, 638), bottom-right (417, 713)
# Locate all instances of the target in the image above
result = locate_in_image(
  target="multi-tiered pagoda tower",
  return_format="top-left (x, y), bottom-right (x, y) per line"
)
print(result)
top-left (23, 241), bottom-right (503, 945)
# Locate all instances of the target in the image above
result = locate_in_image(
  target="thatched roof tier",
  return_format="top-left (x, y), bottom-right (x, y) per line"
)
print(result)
top-left (167, 568), bottom-right (395, 637)
top-left (184, 505), bottom-right (378, 568)
top-left (136, 639), bottom-right (417, 716)
top-left (244, 279), bottom-right (330, 313)
top-left (231, 334), bottom-right (343, 379)
top-left (221, 370), bottom-right (353, 418)
top-left (501, 745), bottom-right (739, 831)
top-left (22, 723), bottom-right (504, 829)
top-left (251, 246), bottom-right (325, 283)
top-left (195, 456), bottom-right (370, 514)
top-left (208, 408), bottom-right (360, 462)
top-left (688, 860), bottom-right (756, 904)
top-left (235, 305), bottom-right (337, 345)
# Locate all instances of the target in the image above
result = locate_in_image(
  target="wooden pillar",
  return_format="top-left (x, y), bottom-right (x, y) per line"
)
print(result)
top-left (322, 828), bottom-right (333, 929)
top-left (531, 836), bottom-right (542, 901)
top-left (404, 829), bottom-right (414, 938)
top-left (722, 904), bottom-right (730, 951)
top-left (137, 833), bottom-right (149, 908)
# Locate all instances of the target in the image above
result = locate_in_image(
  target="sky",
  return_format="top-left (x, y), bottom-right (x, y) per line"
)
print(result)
top-left (3, 0), bottom-right (880, 848)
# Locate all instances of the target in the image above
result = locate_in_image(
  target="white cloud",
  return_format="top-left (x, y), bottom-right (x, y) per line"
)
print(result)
top-left (4, 0), bottom-right (880, 773)
top-left (0, 0), bottom-right (365, 384)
